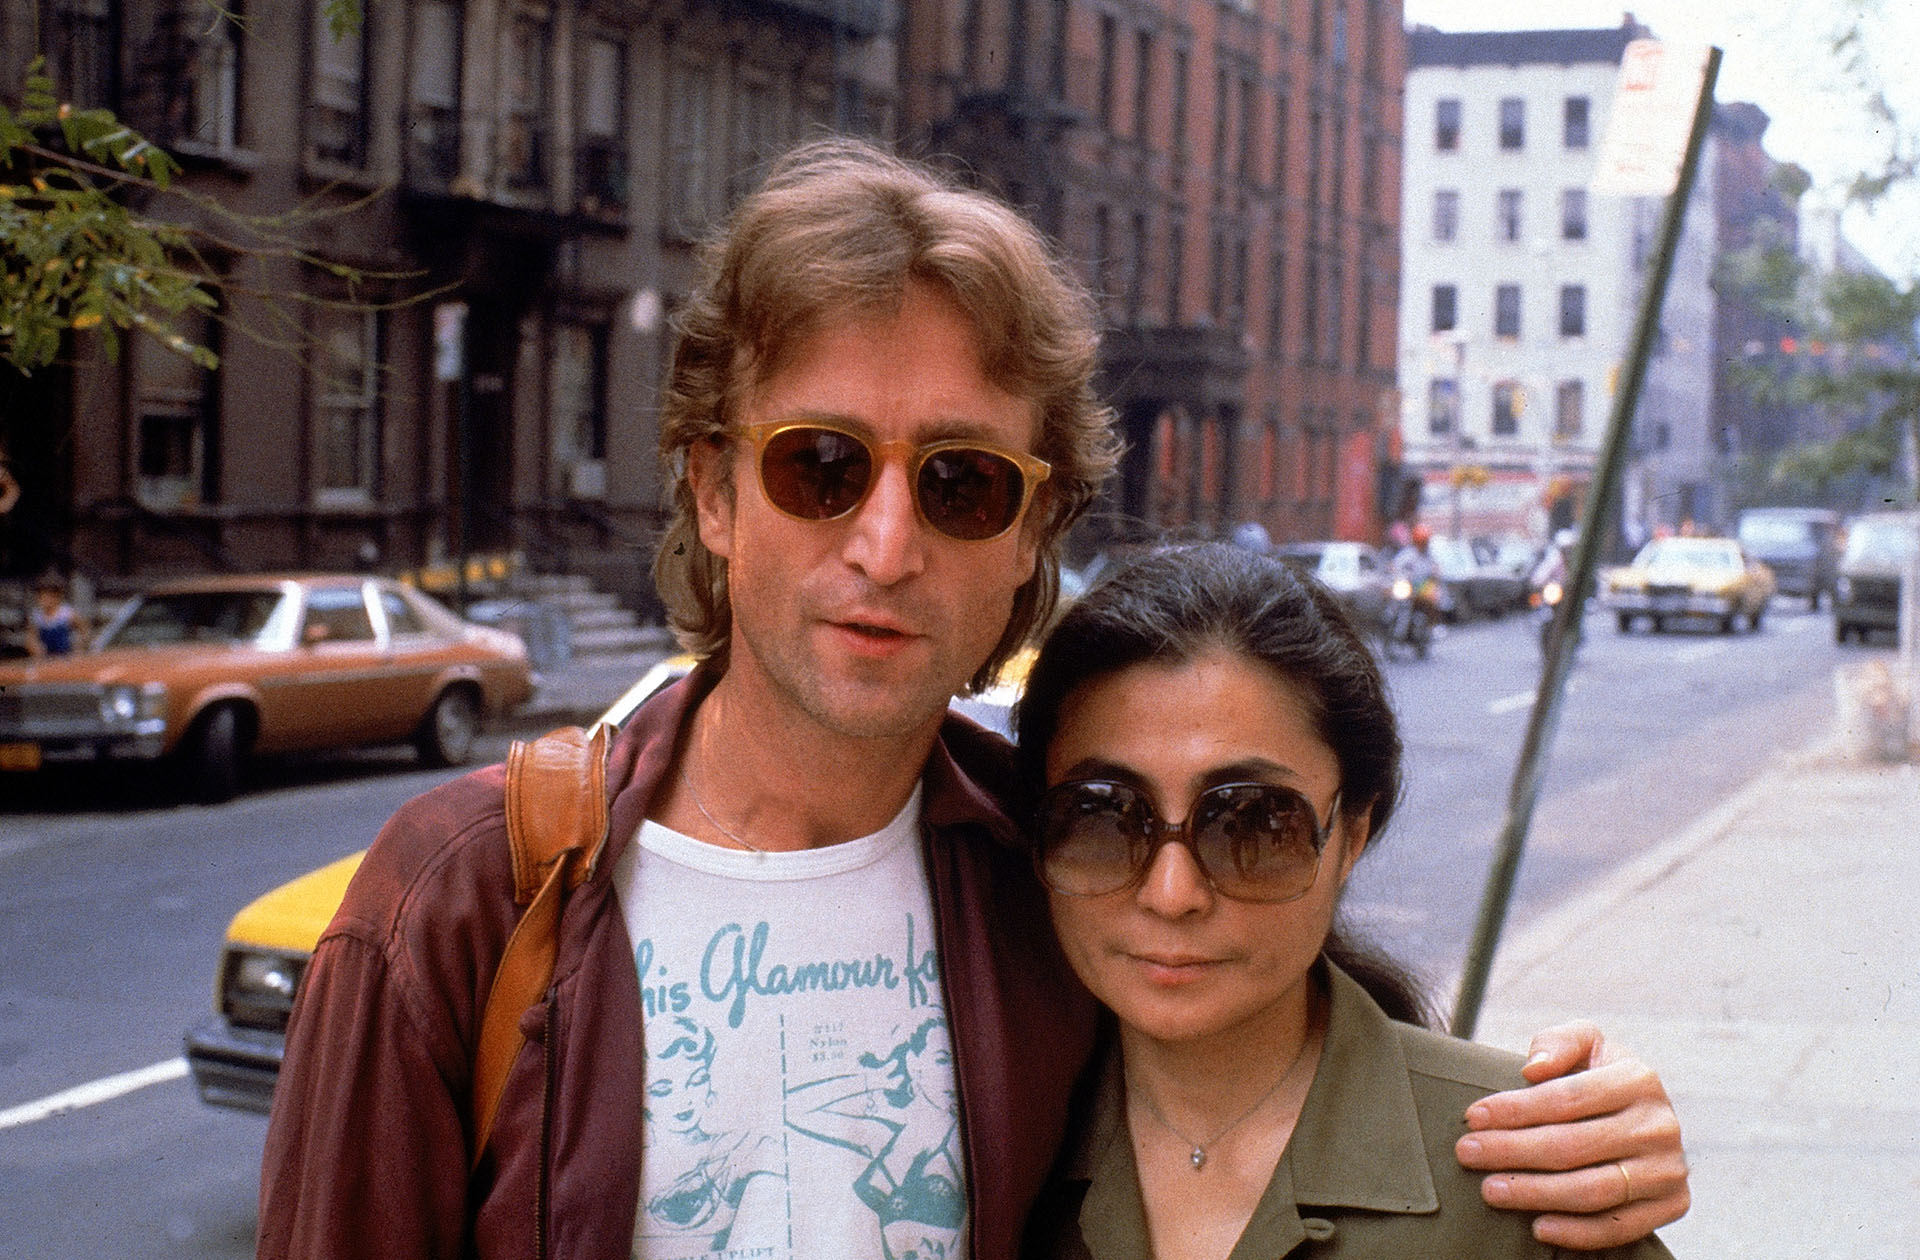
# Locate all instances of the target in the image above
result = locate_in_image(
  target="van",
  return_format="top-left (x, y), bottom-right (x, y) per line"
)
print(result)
top-left (1833, 509), bottom-right (1920, 644)
top-left (1735, 507), bottom-right (1843, 606)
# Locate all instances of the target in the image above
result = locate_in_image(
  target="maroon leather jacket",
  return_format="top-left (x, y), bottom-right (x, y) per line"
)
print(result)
top-left (259, 669), bottom-right (1099, 1260)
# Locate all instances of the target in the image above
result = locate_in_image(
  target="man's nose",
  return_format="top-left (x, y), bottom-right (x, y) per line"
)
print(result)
top-left (841, 458), bottom-right (928, 585)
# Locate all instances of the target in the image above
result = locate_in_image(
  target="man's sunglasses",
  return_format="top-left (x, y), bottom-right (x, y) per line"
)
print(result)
top-left (1033, 780), bottom-right (1340, 903)
top-left (732, 421), bottom-right (1052, 543)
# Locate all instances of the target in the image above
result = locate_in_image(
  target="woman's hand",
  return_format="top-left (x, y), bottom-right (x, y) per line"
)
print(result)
top-left (1454, 1021), bottom-right (1689, 1249)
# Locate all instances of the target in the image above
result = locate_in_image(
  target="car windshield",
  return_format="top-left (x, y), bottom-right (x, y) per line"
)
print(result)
top-left (1738, 518), bottom-right (1814, 548)
top-left (100, 590), bottom-right (288, 648)
top-left (1637, 540), bottom-right (1740, 571)
top-left (1843, 520), bottom-right (1920, 566)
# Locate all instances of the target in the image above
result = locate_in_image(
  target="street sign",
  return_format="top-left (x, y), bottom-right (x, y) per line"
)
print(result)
top-left (1590, 40), bottom-right (1714, 198)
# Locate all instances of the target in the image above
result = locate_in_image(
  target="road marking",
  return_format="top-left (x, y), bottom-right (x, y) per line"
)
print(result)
top-left (0, 1057), bottom-right (188, 1131)
top-left (1671, 642), bottom-right (1727, 663)
top-left (1488, 690), bottom-right (1537, 714)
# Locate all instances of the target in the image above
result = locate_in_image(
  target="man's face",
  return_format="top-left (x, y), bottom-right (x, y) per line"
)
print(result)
top-left (691, 280), bottom-right (1043, 744)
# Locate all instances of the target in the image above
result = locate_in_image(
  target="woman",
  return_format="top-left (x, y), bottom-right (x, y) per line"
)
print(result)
top-left (1015, 544), bottom-right (1673, 1259)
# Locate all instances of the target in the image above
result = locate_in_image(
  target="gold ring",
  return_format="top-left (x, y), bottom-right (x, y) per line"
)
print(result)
top-left (1616, 1161), bottom-right (1634, 1205)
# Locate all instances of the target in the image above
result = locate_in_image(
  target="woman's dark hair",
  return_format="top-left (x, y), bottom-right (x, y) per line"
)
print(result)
top-left (1013, 541), bottom-right (1435, 1028)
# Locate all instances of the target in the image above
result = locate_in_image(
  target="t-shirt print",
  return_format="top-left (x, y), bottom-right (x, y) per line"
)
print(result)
top-left (616, 787), bottom-right (966, 1260)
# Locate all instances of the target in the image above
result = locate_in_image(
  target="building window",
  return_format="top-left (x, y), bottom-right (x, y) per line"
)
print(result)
top-left (578, 37), bottom-right (627, 213)
top-left (1212, 66), bottom-right (1230, 177)
top-left (310, 1), bottom-right (367, 166)
top-left (314, 307), bottom-right (380, 504)
top-left (183, 7), bottom-right (241, 152)
top-left (1428, 378), bottom-right (1457, 436)
top-left (407, 0), bottom-right (462, 184)
top-left (1435, 97), bottom-right (1461, 151)
top-left (1432, 189), bottom-right (1458, 242)
top-left (136, 308), bottom-right (215, 509)
top-left (1171, 47), bottom-right (1190, 163)
top-left (1431, 283), bottom-right (1457, 333)
top-left (731, 72), bottom-right (781, 202)
top-left (1098, 15), bottom-right (1118, 130)
top-left (666, 54), bottom-right (714, 236)
top-left (1564, 95), bottom-right (1591, 149)
top-left (1273, 88), bottom-right (1289, 194)
top-left (1302, 253), bottom-right (1320, 361)
top-left (1093, 203), bottom-right (1113, 311)
top-left (1267, 251), bottom-right (1287, 358)
top-left (1492, 380), bottom-right (1521, 436)
top-left (1166, 211), bottom-right (1185, 323)
top-left (551, 322), bottom-right (609, 498)
top-left (49, 0), bottom-right (116, 109)
top-left (1128, 210), bottom-right (1149, 323)
top-left (1559, 284), bottom-right (1587, 338)
top-left (1238, 72), bottom-right (1258, 184)
top-left (1133, 30), bottom-right (1153, 143)
top-left (1498, 96), bottom-right (1525, 150)
top-left (1555, 379), bottom-right (1584, 438)
top-left (502, 15), bottom-right (549, 189)
top-left (1208, 226), bottom-right (1226, 322)
top-left (1497, 188), bottom-right (1522, 242)
top-left (1494, 283), bottom-right (1521, 337)
top-left (1561, 187), bottom-right (1588, 241)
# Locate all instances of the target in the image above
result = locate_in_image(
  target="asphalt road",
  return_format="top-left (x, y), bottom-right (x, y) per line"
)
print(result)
top-left (0, 598), bottom-right (1875, 1256)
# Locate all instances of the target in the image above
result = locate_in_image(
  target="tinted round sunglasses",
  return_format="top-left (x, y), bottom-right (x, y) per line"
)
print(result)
top-left (1034, 779), bottom-right (1341, 903)
top-left (732, 421), bottom-right (1053, 543)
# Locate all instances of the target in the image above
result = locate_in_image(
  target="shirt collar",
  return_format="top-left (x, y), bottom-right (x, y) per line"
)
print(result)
top-left (1062, 962), bottom-right (1440, 1260)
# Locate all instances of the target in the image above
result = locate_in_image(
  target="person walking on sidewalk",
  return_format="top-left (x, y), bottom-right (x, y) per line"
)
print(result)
top-left (258, 138), bottom-right (1687, 1260)
top-left (1016, 543), bottom-right (1677, 1259)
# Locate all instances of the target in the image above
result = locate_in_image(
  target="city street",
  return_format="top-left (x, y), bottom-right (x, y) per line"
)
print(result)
top-left (0, 598), bottom-right (1873, 1257)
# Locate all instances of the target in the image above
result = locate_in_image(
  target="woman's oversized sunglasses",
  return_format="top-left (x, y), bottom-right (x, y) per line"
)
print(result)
top-left (1033, 779), bottom-right (1340, 903)
top-left (732, 421), bottom-right (1052, 543)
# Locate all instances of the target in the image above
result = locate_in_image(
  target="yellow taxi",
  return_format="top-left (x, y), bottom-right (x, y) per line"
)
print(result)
top-left (181, 647), bottom-right (1043, 1113)
top-left (184, 653), bottom-right (694, 1113)
top-left (1603, 536), bottom-right (1776, 634)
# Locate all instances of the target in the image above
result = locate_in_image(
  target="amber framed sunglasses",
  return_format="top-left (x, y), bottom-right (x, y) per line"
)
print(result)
top-left (731, 421), bottom-right (1053, 543)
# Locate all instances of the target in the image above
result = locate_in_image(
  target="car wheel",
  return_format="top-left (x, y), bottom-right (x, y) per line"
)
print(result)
top-left (184, 705), bottom-right (244, 804)
top-left (1836, 622), bottom-right (1855, 645)
top-left (1748, 606), bottom-right (1765, 632)
top-left (1616, 612), bottom-right (1635, 634)
top-left (417, 686), bottom-right (481, 767)
top-left (1650, 616), bottom-right (1667, 633)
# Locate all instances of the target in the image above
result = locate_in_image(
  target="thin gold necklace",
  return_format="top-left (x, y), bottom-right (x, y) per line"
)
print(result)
top-left (1133, 1031), bottom-right (1317, 1171)
top-left (680, 764), bottom-right (765, 854)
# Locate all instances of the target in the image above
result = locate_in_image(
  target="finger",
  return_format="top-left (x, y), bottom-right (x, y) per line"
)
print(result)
top-left (1479, 1153), bottom-right (1688, 1217)
top-left (1529, 1190), bottom-right (1692, 1250)
top-left (1459, 1098), bottom-right (1682, 1175)
top-left (1464, 1056), bottom-right (1666, 1133)
top-left (1519, 1020), bottom-right (1609, 1082)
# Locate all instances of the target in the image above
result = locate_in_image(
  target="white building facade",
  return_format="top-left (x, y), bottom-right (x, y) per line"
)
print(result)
top-left (1398, 22), bottom-right (1719, 542)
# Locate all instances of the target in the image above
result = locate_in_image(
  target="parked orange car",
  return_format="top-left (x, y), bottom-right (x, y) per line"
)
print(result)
top-left (0, 573), bottom-right (533, 801)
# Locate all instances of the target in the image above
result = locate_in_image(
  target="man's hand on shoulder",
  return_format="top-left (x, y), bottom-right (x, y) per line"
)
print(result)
top-left (1454, 1021), bottom-right (1689, 1250)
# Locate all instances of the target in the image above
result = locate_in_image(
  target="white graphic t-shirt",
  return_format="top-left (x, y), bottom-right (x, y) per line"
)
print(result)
top-left (614, 786), bottom-right (966, 1260)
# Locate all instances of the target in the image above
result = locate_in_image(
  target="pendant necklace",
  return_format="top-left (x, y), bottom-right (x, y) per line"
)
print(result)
top-left (1134, 1031), bottom-right (1317, 1171)
top-left (680, 764), bottom-right (766, 854)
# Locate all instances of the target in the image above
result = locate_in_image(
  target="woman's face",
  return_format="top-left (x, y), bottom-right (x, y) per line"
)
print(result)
top-left (1041, 650), bottom-right (1367, 1050)
top-left (646, 1051), bottom-right (714, 1138)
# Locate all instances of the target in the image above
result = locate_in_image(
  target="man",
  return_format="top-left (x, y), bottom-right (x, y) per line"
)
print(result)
top-left (260, 139), bottom-right (1687, 1259)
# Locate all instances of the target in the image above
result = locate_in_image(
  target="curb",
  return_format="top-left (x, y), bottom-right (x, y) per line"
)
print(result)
top-left (1458, 728), bottom-right (1855, 996)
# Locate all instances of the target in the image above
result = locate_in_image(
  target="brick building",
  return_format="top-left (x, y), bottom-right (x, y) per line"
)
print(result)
top-left (898, 0), bottom-right (1405, 547)
top-left (1, 0), bottom-right (891, 605)
top-left (4, 0), bottom-right (1400, 599)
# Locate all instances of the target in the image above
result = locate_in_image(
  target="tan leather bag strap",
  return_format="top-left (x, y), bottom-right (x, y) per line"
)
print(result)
top-left (470, 724), bottom-right (610, 1171)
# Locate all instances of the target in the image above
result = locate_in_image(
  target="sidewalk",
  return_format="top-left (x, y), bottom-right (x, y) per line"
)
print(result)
top-left (495, 626), bottom-right (681, 736)
top-left (1474, 711), bottom-right (1920, 1256)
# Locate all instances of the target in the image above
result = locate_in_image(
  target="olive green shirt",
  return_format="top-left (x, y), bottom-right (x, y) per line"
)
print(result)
top-left (1025, 963), bottom-right (1673, 1260)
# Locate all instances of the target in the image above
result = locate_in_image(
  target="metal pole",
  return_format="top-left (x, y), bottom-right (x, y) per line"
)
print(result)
top-left (1451, 47), bottom-right (1723, 1039)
